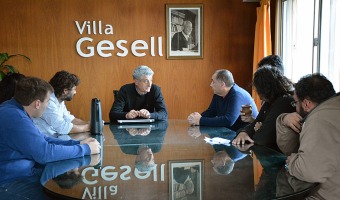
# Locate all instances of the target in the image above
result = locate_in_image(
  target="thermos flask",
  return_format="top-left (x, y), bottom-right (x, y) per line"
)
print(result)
top-left (90, 98), bottom-right (103, 134)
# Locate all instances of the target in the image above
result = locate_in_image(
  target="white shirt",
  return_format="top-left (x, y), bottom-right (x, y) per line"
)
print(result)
top-left (33, 93), bottom-right (75, 135)
top-left (181, 31), bottom-right (190, 41)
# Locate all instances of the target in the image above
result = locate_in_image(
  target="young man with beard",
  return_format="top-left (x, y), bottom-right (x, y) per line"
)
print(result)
top-left (0, 77), bottom-right (100, 199)
top-left (276, 73), bottom-right (340, 200)
top-left (34, 70), bottom-right (90, 136)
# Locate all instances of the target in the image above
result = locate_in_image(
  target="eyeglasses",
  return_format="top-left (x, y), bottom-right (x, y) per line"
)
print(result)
top-left (139, 79), bottom-right (152, 84)
top-left (291, 100), bottom-right (297, 107)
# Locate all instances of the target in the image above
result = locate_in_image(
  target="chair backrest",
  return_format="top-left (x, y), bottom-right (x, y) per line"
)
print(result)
top-left (113, 90), bottom-right (119, 100)
top-left (275, 183), bottom-right (320, 200)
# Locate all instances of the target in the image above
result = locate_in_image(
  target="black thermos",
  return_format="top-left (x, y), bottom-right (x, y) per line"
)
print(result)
top-left (90, 98), bottom-right (103, 134)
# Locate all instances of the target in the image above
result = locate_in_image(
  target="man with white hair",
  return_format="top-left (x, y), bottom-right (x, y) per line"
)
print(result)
top-left (109, 65), bottom-right (168, 121)
top-left (171, 20), bottom-right (195, 51)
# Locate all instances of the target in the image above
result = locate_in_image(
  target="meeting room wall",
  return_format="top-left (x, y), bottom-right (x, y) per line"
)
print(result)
top-left (0, 0), bottom-right (258, 120)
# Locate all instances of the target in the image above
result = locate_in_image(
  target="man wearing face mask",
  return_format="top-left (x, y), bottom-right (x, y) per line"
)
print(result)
top-left (109, 65), bottom-right (168, 122)
top-left (276, 73), bottom-right (340, 200)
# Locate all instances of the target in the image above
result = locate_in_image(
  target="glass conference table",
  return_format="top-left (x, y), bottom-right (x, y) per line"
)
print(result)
top-left (41, 120), bottom-right (319, 200)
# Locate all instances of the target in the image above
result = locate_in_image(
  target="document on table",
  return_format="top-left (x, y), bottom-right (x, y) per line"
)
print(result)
top-left (204, 136), bottom-right (231, 146)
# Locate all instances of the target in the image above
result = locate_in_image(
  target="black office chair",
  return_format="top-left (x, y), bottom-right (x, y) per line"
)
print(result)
top-left (113, 90), bottom-right (119, 101)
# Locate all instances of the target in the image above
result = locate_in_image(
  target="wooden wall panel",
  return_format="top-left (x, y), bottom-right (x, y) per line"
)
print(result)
top-left (0, 0), bottom-right (258, 120)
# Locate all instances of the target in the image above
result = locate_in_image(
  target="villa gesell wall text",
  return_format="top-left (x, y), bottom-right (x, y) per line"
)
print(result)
top-left (81, 164), bottom-right (165, 199)
top-left (75, 21), bottom-right (163, 58)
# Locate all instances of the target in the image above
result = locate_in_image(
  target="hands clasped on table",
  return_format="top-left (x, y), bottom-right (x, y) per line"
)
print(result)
top-left (187, 112), bottom-right (201, 126)
top-left (127, 128), bottom-right (151, 136)
top-left (126, 109), bottom-right (151, 119)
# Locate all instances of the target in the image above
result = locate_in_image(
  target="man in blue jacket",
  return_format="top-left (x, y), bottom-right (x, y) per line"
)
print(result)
top-left (0, 77), bottom-right (100, 199)
top-left (187, 69), bottom-right (258, 131)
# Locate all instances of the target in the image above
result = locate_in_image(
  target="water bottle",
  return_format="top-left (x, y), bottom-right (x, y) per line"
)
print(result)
top-left (90, 98), bottom-right (103, 134)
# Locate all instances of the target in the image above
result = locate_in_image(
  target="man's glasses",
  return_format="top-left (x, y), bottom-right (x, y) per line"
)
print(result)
top-left (291, 100), bottom-right (297, 107)
top-left (139, 79), bottom-right (152, 84)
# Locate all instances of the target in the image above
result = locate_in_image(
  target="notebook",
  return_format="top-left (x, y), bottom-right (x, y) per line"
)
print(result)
top-left (117, 119), bottom-right (155, 124)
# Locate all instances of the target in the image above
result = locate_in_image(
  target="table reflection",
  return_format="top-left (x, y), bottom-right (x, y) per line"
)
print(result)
top-left (110, 121), bottom-right (168, 172)
top-left (41, 120), bottom-right (318, 200)
top-left (41, 155), bottom-right (100, 188)
top-left (110, 120), bottom-right (168, 154)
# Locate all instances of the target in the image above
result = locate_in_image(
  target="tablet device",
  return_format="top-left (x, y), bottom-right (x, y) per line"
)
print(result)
top-left (117, 119), bottom-right (155, 124)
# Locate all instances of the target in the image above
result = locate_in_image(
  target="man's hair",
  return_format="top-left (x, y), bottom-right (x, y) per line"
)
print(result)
top-left (135, 144), bottom-right (156, 172)
top-left (215, 69), bottom-right (234, 87)
top-left (135, 159), bottom-right (156, 172)
top-left (14, 77), bottom-right (54, 106)
top-left (133, 65), bottom-right (154, 80)
top-left (253, 65), bottom-right (293, 103)
top-left (295, 73), bottom-right (335, 104)
top-left (258, 55), bottom-right (284, 73)
top-left (213, 159), bottom-right (235, 175)
top-left (52, 171), bottom-right (83, 189)
top-left (0, 73), bottom-right (26, 104)
top-left (49, 70), bottom-right (80, 98)
top-left (183, 20), bottom-right (192, 27)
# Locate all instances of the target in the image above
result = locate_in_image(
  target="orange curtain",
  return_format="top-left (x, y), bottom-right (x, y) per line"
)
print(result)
top-left (252, 0), bottom-right (272, 109)
top-left (252, 0), bottom-right (272, 188)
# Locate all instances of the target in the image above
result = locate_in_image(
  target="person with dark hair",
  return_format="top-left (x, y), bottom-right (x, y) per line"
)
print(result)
top-left (0, 77), bottom-right (100, 199)
top-left (33, 70), bottom-right (90, 136)
top-left (257, 55), bottom-right (294, 95)
top-left (0, 73), bottom-right (25, 104)
top-left (276, 73), bottom-right (339, 200)
top-left (188, 69), bottom-right (258, 131)
top-left (109, 65), bottom-right (168, 121)
top-left (232, 66), bottom-right (295, 151)
top-left (241, 55), bottom-right (293, 124)
top-left (257, 55), bottom-right (284, 73)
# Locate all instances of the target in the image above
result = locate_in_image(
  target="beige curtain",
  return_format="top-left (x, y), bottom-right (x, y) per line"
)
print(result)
top-left (274, 0), bottom-right (282, 56)
top-left (252, 0), bottom-right (272, 109)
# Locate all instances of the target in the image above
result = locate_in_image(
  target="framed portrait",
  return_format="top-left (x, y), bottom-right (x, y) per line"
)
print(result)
top-left (169, 160), bottom-right (204, 200)
top-left (166, 4), bottom-right (203, 59)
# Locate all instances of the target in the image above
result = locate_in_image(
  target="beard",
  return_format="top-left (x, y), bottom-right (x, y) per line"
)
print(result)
top-left (61, 92), bottom-right (74, 101)
top-left (297, 104), bottom-right (309, 118)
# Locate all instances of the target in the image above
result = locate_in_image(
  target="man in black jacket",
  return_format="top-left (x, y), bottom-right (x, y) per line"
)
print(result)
top-left (109, 65), bottom-right (168, 122)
